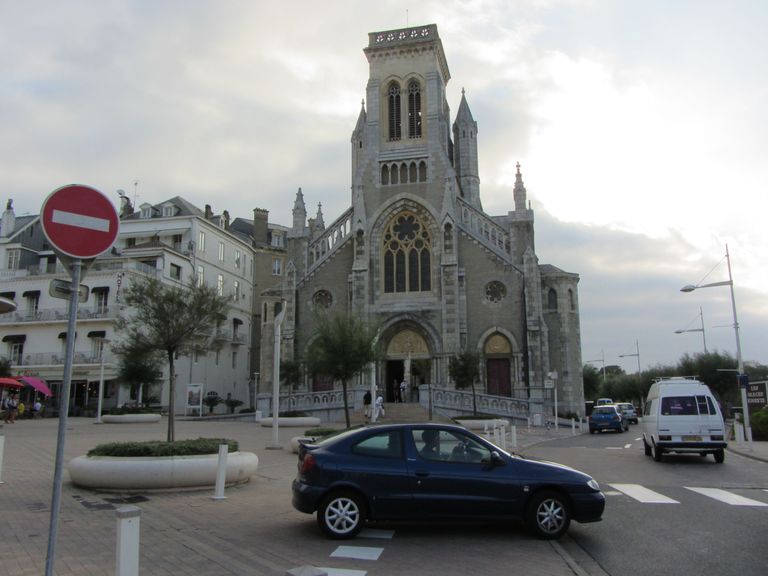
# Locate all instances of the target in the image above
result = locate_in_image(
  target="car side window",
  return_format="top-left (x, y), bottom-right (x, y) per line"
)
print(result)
top-left (351, 430), bottom-right (403, 459)
top-left (696, 395), bottom-right (709, 415)
top-left (706, 396), bottom-right (718, 416)
top-left (412, 429), bottom-right (491, 463)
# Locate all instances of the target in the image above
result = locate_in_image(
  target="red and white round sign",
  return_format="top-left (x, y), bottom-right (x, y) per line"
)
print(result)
top-left (40, 184), bottom-right (119, 259)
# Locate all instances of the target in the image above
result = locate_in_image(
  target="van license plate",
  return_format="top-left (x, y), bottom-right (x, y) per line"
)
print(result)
top-left (683, 435), bottom-right (702, 442)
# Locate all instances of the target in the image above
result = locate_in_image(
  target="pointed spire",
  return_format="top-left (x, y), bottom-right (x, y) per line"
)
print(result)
top-left (514, 162), bottom-right (528, 211)
top-left (315, 202), bottom-right (325, 231)
top-left (353, 98), bottom-right (367, 134)
top-left (292, 187), bottom-right (307, 233)
top-left (456, 88), bottom-right (474, 122)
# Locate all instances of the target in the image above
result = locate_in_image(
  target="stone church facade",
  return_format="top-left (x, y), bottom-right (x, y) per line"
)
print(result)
top-left (259, 24), bottom-right (584, 416)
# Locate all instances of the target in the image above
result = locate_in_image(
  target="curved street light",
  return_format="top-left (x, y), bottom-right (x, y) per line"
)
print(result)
top-left (680, 244), bottom-right (751, 448)
top-left (618, 340), bottom-right (641, 374)
top-left (674, 307), bottom-right (708, 354)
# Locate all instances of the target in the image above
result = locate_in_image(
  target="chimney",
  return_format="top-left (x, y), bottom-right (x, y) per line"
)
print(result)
top-left (253, 208), bottom-right (269, 245)
top-left (1, 199), bottom-right (15, 238)
top-left (223, 210), bottom-right (230, 230)
top-left (205, 204), bottom-right (213, 220)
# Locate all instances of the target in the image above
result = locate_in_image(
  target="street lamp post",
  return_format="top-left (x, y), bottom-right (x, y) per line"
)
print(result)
top-left (675, 307), bottom-right (708, 353)
top-left (619, 340), bottom-right (641, 373)
top-left (586, 350), bottom-right (606, 385)
top-left (95, 338), bottom-right (111, 424)
top-left (681, 244), bottom-right (752, 447)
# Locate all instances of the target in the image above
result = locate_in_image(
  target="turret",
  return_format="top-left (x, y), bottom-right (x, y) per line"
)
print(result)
top-left (290, 188), bottom-right (307, 238)
top-left (452, 89), bottom-right (481, 209)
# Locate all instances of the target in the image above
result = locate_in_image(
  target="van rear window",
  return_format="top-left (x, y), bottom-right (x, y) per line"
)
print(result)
top-left (660, 396), bottom-right (698, 416)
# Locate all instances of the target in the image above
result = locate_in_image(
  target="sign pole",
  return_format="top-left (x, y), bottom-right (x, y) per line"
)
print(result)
top-left (45, 259), bottom-right (81, 576)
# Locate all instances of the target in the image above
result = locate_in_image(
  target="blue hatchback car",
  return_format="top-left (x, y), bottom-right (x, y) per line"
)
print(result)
top-left (589, 405), bottom-right (629, 433)
top-left (292, 423), bottom-right (605, 540)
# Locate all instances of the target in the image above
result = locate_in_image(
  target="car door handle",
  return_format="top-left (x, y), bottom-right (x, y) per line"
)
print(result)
top-left (415, 470), bottom-right (430, 477)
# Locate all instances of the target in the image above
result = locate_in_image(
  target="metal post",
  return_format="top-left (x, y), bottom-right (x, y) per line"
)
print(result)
top-left (0, 425), bottom-right (5, 484)
top-left (212, 443), bottom-right (228, 500)
top-left (45, 259), bottom-right (81, 576)
top-left (96, 339), bottom-right (109, 424)
top-left (115, 506), bottom-right (141, 576)
top-left (726, 245), bottom-right (752, 446)
top-left (270, 302), bottom-right (286, 449)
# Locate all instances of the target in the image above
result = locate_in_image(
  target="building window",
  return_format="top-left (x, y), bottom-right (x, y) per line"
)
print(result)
top-left (233, 280), bottom-right (240, 301)
top-left (198, 231), bottom-right (206, 253)
top-left (407, 80), bottom-right (422, 138)
top-left (485, 281), bottom-right (506, 303)
top-left (197, 265), bottom-right (204, 287)
top-left (218, 241), bottom-right (225, 262)
top-left (313, 289), bottom-right (332, 309)
top-left (162, 205), bottom-right (174, 217)
top-left (231, 350), bottom-right (238, 369)
top-left (170, 263), bottom-right (182, 281)
top-left (9, 342), bottom-right (23, 365)
top-left (94, 289), bottom-right (109, 314)
top-left (140, 206), bottom-right (152, 219)
top-left (271, 233), bottom-right (283, 248)
top-left (383, 211), bottom-right (432, 293)
top-left (6, 249), bottom-right (20, 270)
top-left (272, 258), bottom-right (283, 276)
top-left (388, 82), bottom-right (402, 140)
top-left (234, 250), bottom-right (241, 269)
top-left (25, 293), bottom-right (39, 318)
top-left (217, 274), bottom-right (224, 296)
top-left (548, 288), bottom-right (558, 311)
top-left (569, 289), bottom-right (576, 311)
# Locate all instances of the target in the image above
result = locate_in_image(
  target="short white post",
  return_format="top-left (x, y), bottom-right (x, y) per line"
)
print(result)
top-left (212, 443), bottom-right (228, 500)
top-left (510, 425), bottom-right (517, 449)
top-left (527, 416), bottom-right (531, 431)
top-left (115, 506), bottom-right (141, 576)
top-left (571, 418), bottom-right (576, 435)
top-left (0, 426), bottom-right (5, 484)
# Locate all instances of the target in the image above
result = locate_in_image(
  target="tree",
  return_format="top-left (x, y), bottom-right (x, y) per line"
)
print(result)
top-left (116, 276), bottom-right (230, 442)
top-left (582, 364), bottom-right (601, 401)
top-left (449, 351), bottom-right (480, 416)
top-left (0, 357), bottom-right (11, 378)
top-left (306, 312), bottom-right (378, 428)
top-left (281, 359), bottom-right (303, 397)
top-left (115, 341), bottom-right (163, 407)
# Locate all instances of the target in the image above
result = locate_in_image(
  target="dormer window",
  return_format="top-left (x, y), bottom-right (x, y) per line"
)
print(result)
top-left (162, 205), bottom-right (175, 218)
top-left (140, 203), bottom-right (152, 219)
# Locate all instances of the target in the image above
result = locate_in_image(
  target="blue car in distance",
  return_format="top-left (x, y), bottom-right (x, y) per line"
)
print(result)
top-left (589, 405), bottom-right (629, 433)
top-left (292, 423), bottom-right (605, 540)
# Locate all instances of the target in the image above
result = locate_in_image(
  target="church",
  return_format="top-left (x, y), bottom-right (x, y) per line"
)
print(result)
top-left (258, 24), bottom-right (584, 417)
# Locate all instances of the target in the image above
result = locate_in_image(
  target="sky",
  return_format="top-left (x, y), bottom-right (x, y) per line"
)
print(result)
top-left (2, 0), bottom-right (767, 373)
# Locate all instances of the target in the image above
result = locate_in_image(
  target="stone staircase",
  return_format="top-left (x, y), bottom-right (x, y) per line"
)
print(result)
top-left (349, 402), bottom-right (453, 426)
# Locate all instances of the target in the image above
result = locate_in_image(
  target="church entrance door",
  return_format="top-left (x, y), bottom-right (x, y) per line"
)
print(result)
top-left (385, 360), bottom-right (405, 403)
top-left (486, 359), bottom-right (511, 396)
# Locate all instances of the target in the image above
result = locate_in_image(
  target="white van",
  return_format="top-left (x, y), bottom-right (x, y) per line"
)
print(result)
top-left (642, 377), bottom-right (727, 463)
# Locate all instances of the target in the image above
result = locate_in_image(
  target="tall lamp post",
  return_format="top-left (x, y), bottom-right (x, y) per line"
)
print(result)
top-left (681, 244), bottom-right (752, 447)
top-left (95, 338), bottom-right (111, 424)
top-left (619, 340), bottom-right (641, 373)
top-left (586, 349), bottom-right (606, 386)
top-left (674, 307), bottom-right (708, 353)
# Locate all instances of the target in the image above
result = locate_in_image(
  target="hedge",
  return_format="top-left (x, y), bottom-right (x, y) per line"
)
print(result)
top-left (87, 437), bottom-right (239, 457)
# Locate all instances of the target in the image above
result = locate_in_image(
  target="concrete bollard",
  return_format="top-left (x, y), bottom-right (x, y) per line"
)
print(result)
top-left (115, 506), bottom-right (141, 576)
top-left (212, 443), bottom-right (228, 500)
top-left (0, 425), bottom-right (5, 484)
top-left (510, 425), bottom-right (517, 449)
top-left (571, 418), bottom-right (576, 435)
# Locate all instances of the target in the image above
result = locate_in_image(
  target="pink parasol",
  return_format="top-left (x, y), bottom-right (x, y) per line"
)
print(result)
top-left (0, 377), bottom-right (23, 389)
top-left (18, 376), bottom-right (53, 397)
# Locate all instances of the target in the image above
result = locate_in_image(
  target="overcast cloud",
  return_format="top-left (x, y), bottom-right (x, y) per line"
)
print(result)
top-left (2, 0), bottom-right (766, 371)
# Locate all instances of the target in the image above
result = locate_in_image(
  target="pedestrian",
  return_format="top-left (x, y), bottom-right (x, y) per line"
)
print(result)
top-left (32, 397), bottom-right (43, 418)
top-left (375, 394), bottom-right (385, 419)
top-left (400, 379), bottom-right (408, 403)
top-left (4, 391), bottom-right (18, 423)
top-left (363, 390), bottom-right (372, 421)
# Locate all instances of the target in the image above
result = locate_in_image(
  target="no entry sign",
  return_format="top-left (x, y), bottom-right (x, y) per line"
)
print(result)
top-left (40, 184), bottom-right (119, 259)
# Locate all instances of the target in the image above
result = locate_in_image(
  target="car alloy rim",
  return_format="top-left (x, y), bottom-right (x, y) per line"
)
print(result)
top-left (536, 498), bottom-right (565, 534)
top-left (325, 497), bottom-right (360, 535)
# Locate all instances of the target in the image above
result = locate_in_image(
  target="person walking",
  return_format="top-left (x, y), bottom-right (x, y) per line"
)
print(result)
top-left (4, 391), bottom-right (19, 423)
top-left (363, 390), bottom-right (372, 421)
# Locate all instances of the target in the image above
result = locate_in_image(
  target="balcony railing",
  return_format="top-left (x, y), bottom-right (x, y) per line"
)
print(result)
top-left (0, 305), bottom-right (118, 324)
top-left (16, 351), bottom-right (115, 367)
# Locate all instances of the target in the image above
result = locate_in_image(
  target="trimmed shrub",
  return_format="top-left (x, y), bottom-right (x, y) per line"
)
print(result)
top-left (750, 408), bottom-right (768, 440)
top-left (87, 437), bottom-right (238, 457)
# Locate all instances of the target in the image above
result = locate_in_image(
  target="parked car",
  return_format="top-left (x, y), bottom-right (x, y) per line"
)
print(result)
top-left (642, 378), bottom-right (727, 463)
top-left (292, 423), bottom-right (605, 540)
top-left (589, 405), bottom-right (628, 433)
top-left (616, 402), bottom-right (639, 424)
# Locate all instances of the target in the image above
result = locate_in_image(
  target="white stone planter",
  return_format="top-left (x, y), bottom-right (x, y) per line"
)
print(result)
top-left (67, 451), bottom-right (259, 491)
top-left (260, 416), bottom-right (320, 427)
top-left (101, 414), bottom-right (162, 424)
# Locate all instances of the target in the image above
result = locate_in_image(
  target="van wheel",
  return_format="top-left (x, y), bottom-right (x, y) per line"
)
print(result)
top-left (714, 449), bottom-right (725, 463)
top-left (643, 439), bottom-right (651, 456)
top-left (651, 441), bottom-right (663, 462)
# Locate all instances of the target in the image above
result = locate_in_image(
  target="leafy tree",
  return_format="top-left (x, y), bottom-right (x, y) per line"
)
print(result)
top-left (449, 351), bottom-right (480, 416)
top-left (582, 364), bottom-right (601, 400)
top-left (281, 359), bottom-right (303, 396)
top-left (0, 356), bottom-right (11, 378)
top-left (116, 276), bottom-right (230, 442)
top-left (115, 341), bottom-right (163, 407)
top-left (306, 312), bottom-right (378, 429)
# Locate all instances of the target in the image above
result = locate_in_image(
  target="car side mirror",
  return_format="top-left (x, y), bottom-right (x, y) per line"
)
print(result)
top-left (484, 451), bottom-right (505, 467)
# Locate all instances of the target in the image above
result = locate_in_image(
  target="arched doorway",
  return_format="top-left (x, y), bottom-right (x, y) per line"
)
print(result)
top-left (484, 333), bottom-right (512, 396)
top-left (384, 328), bottom-right (430, 402)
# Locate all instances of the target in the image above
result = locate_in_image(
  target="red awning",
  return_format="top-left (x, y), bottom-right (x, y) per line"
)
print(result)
top-left (0, 377), bottom-right (23, 389)
top-left (19, 376), bottom-right (52, 397)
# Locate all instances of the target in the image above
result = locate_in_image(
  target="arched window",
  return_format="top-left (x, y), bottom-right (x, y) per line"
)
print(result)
top-left (381, 164), bottom-right (389, 185)
top-left (568, 289), bottom-right (575, 311)
top-left (548, 288), bottom-right (558, 311)
top-left (408, 81), bottom-right (422, 138)
top-left (400, 163), bottom-right (408, 183)
top-left (419, 161), bottom-right (427, 181)
top-left (388, 82), bottom-right (402, 141)
top-left (383, 212), bottom-right (432, 293)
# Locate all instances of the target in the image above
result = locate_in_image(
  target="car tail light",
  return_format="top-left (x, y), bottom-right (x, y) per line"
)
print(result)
top-left (711, 435), bottom-right (724, 441)
top-left (299, 453), bottom-right (316, 473)
top-left (613, 415), bottom-right (620, 422)
top-left (658, 435), bottom-right (671, 441)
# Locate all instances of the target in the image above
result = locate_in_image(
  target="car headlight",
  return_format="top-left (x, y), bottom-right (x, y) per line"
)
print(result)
top-left (587, 478), bottom-right (600, 491)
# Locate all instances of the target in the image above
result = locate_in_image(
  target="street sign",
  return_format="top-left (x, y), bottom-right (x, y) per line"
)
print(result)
top-left (49, 279), bottom-right (89, 303)
top-left (40, 184), bottom-right (119, 259)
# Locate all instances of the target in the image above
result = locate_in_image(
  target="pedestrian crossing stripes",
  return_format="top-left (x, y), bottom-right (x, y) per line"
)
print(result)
top-left (318, 569), bottom-right (367, 576)
top-left (685, 487), bottom-right (768, 506)
top-left (608, 483), bottom-right (768, 506)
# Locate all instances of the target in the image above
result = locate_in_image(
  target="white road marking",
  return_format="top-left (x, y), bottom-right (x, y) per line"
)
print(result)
top-left (604, 491), bottom-right (623, 496)
top-left (331, 546), bottom-right (384, 561)
top-left (635, 437), bottom-right (642, 441)
top-left (52, 209), bottom-right (111, 232)
top-left (359, 528), bottom-right (395, 539)
top-left (606, 447), bottom-right (623, 450)
top-left (608, 484), bottom-right (679, 504)
top-left (624, 444), bottom-right (632, 449)
top-left (686, 487), bottom-right (768, 506)
top-left (319, 569), bottom-right (367, 576)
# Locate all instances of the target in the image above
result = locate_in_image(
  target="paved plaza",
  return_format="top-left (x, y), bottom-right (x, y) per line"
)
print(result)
top-left (0, 416), bottom-right (763, 575)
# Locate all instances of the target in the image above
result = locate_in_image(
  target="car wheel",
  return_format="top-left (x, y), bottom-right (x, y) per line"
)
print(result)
top-left (526, 490), bottom-right (571, 540)
top-left (651, 441), bottom-right (663, 462)
top-left (714, 449), bottom-right (725, 464)
top-left (589, 428), bottom-right (596, 434)
top-left (643, 439), bottom-right (651, 456)
top-left (317, 490), bottom-right (366, 539)
top-left (617, 425), bottom-right (623, 433)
